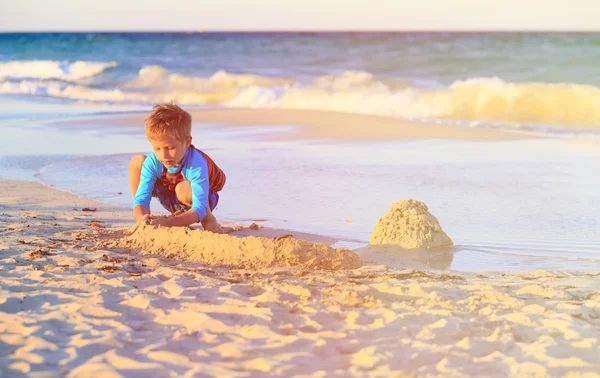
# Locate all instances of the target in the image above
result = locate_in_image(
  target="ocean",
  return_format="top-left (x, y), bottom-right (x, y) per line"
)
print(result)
top-left (1, 32), bottom-right (599, 271)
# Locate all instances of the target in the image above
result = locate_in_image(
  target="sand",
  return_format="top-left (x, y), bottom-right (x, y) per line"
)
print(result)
top-left (369, 199), bottom-right (453, 249)
top-left (93, 222), bottom-right (362, 271)
top-left (1, 179), bottom-right (599, 377)
top-left (54, 108), bottom-right (529, 141)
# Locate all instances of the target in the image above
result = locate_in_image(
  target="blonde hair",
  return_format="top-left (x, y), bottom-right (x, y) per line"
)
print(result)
top-left (145, 103), bottom-right (192, 142)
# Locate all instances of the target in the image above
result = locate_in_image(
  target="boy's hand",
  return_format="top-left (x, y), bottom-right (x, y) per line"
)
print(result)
top-left (136, 214), bottom-right (157, 225)
top-left (126, 213), bottom-right (152, 236)
top-left (148, 216), bottom-right (171, 227)
top-left (136, 210), bottom-right (198, 228)
top-left (133, 205), bottom-right (152, 224)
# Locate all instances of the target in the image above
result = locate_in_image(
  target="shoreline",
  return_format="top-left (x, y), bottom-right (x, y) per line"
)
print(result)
top-left (2, 179), bottom-right (599, 274)
top-left (6, 109), bottom-right (600, 273)
top-left (0, 179), bottom-right (449, 272)
top-left (1, 179), bottom-right (598, 377)
top-left (0, 179), bottom-right (344, 248)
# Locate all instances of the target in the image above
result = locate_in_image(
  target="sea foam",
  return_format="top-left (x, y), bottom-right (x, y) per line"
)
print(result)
top-left (0, 60), bottom-right (118, 82)
top-left (2, 64), bottom-right (600, 132)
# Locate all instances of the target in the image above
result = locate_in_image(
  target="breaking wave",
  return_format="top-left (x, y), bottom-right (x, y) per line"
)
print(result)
top-left (2, 63), bottom-right (599, 133)
top-left (0, 60), bottom-right (118, 82)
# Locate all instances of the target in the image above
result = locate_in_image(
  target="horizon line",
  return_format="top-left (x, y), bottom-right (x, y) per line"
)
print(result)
top-left (1, 29), bottom-right (600, 33)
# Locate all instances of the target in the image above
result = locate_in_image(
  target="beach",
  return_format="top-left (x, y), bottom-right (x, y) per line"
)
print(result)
top-left (1, 106), bottom-right (600, 376)
top-left (1, 179), bottom-right (599, 377)
top-left (1, 32), bottom-right (600, 377)
top-left (1, 105), bottom-right (600, 377)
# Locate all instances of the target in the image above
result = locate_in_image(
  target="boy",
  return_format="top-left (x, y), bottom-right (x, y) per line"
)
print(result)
top-left (129, 103), bottom-right (225, 233)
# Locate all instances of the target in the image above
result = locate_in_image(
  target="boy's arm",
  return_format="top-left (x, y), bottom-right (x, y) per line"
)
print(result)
top-left (184, 157), bottom-right (210, 224)
top-left (150, 209), bottom-right (199, 227)
top-left (132, 155), bottom-right (159, 222)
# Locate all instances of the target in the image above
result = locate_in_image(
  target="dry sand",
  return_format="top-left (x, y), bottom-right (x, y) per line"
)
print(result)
top-left (1, 179), bottom-right (599, 377)
top-left (54, 108), bottom-right (528, 141)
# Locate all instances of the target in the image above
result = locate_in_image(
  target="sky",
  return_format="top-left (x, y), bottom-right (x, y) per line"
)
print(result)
top-left (0, 0), bottom-right (598, 32)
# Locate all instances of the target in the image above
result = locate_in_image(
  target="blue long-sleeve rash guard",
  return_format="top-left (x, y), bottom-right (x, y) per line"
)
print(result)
top-left (132, 147), bottom-right (210, 221)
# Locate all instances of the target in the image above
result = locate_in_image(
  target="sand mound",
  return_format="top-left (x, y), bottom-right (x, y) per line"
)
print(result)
top-left (110, 223), bottom-right (362, 270)
top-left (369, 199), bottom-right (453, 249)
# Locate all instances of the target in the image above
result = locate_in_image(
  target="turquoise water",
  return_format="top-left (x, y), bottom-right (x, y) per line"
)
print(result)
top-left (2, 32), bottom-right (600, 86)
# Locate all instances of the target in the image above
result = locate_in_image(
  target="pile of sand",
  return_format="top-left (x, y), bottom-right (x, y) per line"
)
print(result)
top-left (105, 223), bottom-right (362, 270)
top-left (369, 199), bottom-right (453, 249)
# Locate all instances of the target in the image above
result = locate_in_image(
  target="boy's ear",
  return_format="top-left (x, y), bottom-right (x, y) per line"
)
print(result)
top-left (186, 135), bottom-right (192, 146)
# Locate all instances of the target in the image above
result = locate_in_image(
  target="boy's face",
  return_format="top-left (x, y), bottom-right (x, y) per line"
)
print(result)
top-left (149, 134), bottom-right (192, 168)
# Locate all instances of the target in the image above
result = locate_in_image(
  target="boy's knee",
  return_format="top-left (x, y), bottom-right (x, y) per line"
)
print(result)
top-left (129, 154), bottom-right (146, 172)
top-left (175, 181), bottom-right (192, 203)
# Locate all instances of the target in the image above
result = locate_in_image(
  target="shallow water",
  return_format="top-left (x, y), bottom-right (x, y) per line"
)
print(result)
top-left (1, 109), bottom-right (598, 272)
